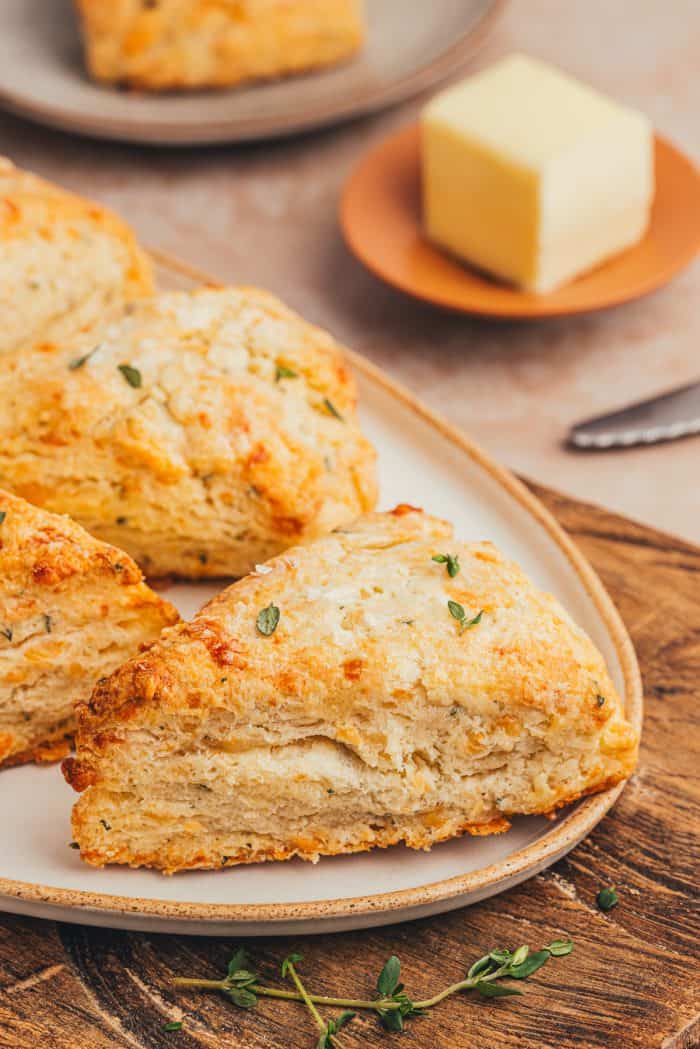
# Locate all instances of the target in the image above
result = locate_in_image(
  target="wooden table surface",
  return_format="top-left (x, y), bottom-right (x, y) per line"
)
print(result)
top-left (0, 485), bottom-right (697, 1049)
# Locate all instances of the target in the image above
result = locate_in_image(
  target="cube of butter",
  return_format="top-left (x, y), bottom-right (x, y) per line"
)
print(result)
top-left (422, 54), bottom-right (654, 293)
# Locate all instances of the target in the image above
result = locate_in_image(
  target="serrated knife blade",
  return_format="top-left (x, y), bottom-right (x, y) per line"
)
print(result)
top-left (569, 380), bottom-right (700, 449)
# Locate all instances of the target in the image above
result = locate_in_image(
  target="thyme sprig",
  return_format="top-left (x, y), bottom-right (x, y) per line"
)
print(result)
top-left (432, 553), bottom-right (460, 577)
top-left (282, 954), bottom-right (354, 1048)
top-left (173, 939), bottom-right (573, 1042)
top-left (448, 601), bottom-right (483, 633)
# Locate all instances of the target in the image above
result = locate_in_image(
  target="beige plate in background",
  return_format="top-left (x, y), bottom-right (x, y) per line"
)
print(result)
top-left (0, 0), bottom-right (503, 145)
top-left (0, 253), bottom-right (642, 936)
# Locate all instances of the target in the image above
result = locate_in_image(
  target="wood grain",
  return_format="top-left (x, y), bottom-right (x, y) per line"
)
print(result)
top-left (0, 485), bottom-right (698, 1049)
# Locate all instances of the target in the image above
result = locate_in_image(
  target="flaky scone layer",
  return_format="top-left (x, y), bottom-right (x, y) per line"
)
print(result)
top-left (0, 156), bottom-right (152, 357)
top-left (0, 286), bottom-right (377, 579)
top-left (75, 0), bottom-right (365, 90)
top-left (64, 507), bottom-right (638, 873)
top-left (0, 490), bottom-right (178, 767)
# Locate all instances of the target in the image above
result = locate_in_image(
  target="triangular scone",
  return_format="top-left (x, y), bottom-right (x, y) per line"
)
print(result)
top-left (0, 287), bottom-right (377, 578)
top-left (0, 157), bottom-right (153, 356)
top-left (0, 491), bottom-right (178, 768)
top-left (75, 0), bottom-right (365, 91)
top-left (64, 506), bottom-right (638, 873)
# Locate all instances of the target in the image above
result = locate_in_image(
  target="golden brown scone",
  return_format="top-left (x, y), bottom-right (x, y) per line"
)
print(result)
top-left (0, 286), bottom-right (377, 579)
top-left (75, 0), bottom-right (365, 91)
top-left (64, 506), bottom-right (638, 873)
top-left (0, 157), bottom-right (153, 356)
top-left (0, 491), bottom-right (178, 769)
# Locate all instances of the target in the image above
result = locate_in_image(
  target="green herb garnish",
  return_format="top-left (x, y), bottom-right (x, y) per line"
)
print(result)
top-left (432, 553), bottom-right (460, 577)
top-left (118, 363), bottom-right (142, 388)
top-left (162, 1021), bottom-right (183, 1032)
top-left (172, 938), bottom-right (573, 1040)
top-left (448, 602), bottom-right (483, 633)
top-left (507, 949), bottom-right (551, 979)
top-left (0, 511), bottom-right (6, 525)
top-left (282, 954), bottom-right (352, 1047)
top-left (596, 887), bottom-right (619, 912)
top-left (322, 397), bottom-right (344, 421)
top-left (275, 365), bottom-right (298, 381)
top-left (256, 603), bottom-right (280, 636)
top-left (68, 345), bottom-right (99, 370)
top-left (544, 939), bottom-right (574, 956)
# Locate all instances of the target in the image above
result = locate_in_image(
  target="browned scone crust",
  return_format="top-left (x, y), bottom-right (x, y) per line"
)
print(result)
top-left (0, 156), bottom-right (153, 356)
top-left (0, 490), bottom-right (179, 768)
top-left (74, 0), bottom-right (365, 91)
top-left (64, 506), bottom-right (638, 873)
top-left (0, 286), bottom-right (377, 579)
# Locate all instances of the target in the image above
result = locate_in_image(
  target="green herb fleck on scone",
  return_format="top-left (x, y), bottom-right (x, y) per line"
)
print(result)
top-left (432, 553), bottom-right (460, 577)
top-left (275, 364), bottom-right (298, 381)
top-left (322, 397), bottom-right (344, 421)
top-left (118, 363), bottom-right (142, 388)
top-left (448, 601), bottom-right (483, 633)
top-left (256, 603), bottom-right (280, 636)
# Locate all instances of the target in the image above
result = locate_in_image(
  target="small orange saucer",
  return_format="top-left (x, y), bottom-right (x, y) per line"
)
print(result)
top-left (341, 124), bottom-right (700, 318)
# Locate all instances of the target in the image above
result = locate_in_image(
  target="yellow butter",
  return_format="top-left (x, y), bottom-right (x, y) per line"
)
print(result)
top-left (421, 54), bottom-right (654, 293)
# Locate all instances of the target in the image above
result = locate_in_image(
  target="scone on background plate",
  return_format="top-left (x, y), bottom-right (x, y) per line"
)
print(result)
top-left (0, 490), bottom-right (179, 769)
top-left (63, 506), bottom-right (638, 873)
top-left (75, 0), bottom-right (365, 91)
top-left (0, 157), bottom-right (153, 356)
top-left (0, 286), bottom-right (377, 579)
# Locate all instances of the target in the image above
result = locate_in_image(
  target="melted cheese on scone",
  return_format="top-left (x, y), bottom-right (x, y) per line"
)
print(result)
top-left (0, 157), bottom-right (153, 356)
top-left (0, 490), bottom-right (178, 768)
top-left (64, 507), bottom-right (638, 872)
top-left (0, 286), bottom-right (377, 579)
top-left (75, 0), bottom-right (365, 90)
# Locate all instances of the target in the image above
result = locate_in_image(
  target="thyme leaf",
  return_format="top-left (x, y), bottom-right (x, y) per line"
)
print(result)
top-left (68, 345), bottom-right (100, 370)
top-left (322, 397), bottom-right (344, 421)
top-left (256, 603), bottom-right (280, 636)
top-left (597, 886), bottom-right (619, 912)
top-left (448, 601), bottom-right (483, 633)
top-left (118, 363), bottom-right (142, 388)
top-left (432, 553), bottom-right (460, 577)
top-left (275, 365), bottom-right (298, 381)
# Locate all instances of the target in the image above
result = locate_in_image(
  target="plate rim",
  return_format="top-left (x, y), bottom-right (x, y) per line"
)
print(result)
top-left (0, 250), bottom-right (643, 925)
top-left (340, 122), bottom-right (700, 318)
top-left (0, 1), bottom-right (506, 145)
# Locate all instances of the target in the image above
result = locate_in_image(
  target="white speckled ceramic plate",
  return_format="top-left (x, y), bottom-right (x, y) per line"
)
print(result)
top-left (0, 253), bottom-right (642, 936)
top-left (0, 0), bottom-right (504, 145)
